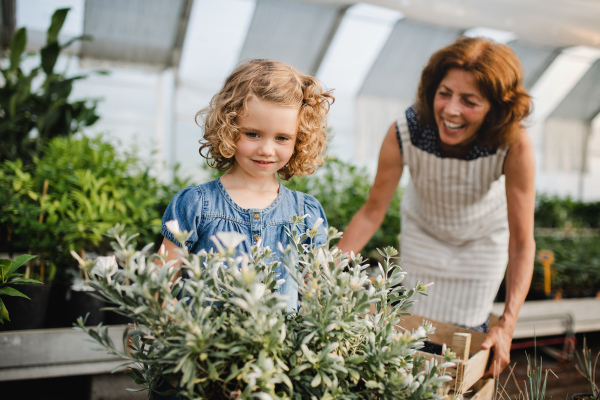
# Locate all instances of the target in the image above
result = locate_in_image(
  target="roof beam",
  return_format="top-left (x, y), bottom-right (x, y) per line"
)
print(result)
top-left (0, 0), bottom-right (16, 50)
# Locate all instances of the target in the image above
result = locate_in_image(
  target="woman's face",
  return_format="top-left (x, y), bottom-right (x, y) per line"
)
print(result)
top-left (433, 68), bottom-right (491, 147)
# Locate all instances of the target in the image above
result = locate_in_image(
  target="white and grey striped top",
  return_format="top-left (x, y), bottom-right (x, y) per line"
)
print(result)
top-left (397, 107), bottom-right (510, 327)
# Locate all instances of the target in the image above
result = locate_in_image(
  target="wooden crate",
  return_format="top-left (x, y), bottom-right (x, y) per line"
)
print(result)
top-left (398, 314), bottom-right (499, 400)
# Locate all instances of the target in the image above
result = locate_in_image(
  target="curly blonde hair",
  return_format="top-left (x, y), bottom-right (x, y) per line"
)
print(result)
top-left (416, 36), bottom-right (532, 149)
top-left (196, 59), bottom-right (334, 180)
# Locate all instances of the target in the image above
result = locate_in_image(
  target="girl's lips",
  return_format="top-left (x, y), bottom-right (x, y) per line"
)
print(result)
top-left (252, 160), bottom-right (276, 168)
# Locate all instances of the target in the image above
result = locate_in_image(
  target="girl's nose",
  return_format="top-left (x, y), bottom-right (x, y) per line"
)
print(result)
top-left (257, 141), bottom-right (275, 156)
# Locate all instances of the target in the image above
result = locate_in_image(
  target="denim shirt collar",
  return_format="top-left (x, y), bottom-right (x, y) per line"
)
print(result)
top-left (215, 177), bottom-right (284, 215)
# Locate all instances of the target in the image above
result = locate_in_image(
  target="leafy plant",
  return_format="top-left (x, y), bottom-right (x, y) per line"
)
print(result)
top-left (532, 235), bottom-right (600, 297)
top-left (0, 135), bottom-right (190, 284)
top-left (535, 194), bottom-right (600, 230)
top-left (0, 8), bottom-right (101, 165)
top-left (574, 337), bottom-right (599, 400)
top-left (0, 254), bottom-right (40, 323)
top-left (75, 220), bottom-right (453, 399)
top-left (496, 348), bottom-right (556, 400)
top-left (283, 158), bottom-right (402, 263)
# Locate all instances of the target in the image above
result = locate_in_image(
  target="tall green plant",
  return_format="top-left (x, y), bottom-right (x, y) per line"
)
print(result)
top-left (0, 8), bottom-right (100, 165)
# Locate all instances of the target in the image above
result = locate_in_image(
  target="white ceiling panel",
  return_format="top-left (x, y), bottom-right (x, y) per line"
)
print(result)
top-left (551, 59), bottom-right (600, 121)
top-left (238, 0), bottom-right (347, 75)
top-left (81, 0), bottom-right (191, 68)
top-left (358, 19), bottom-right (460, 100)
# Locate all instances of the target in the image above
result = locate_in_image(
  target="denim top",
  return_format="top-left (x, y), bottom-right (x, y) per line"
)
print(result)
top-left (161, 178), bottom-right (328, 311)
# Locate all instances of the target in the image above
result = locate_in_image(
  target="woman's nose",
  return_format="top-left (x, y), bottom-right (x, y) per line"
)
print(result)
top-left (445, 97), bottom-right (461, 115)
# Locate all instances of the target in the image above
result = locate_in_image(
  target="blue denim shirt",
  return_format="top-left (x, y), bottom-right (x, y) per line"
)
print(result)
top-left (161, 178), bottom-right (328, 311)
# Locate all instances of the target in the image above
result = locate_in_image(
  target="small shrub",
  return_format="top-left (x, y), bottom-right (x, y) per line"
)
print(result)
top-left (76, 220), bottom-right (453, 399)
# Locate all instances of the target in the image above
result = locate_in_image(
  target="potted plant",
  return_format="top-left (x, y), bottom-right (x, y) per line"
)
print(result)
top-left (75, 220), bottom-right (454, 399)
top-left (0, 254), bottom-right (43, 329)
top-left (0, 7), bottom-right (100, 167)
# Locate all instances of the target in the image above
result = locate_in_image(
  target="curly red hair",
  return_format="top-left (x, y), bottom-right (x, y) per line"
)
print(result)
top-left (416, 36), bottom-right (532, 149)
top-left (196, 59), bottom-right (334, 180)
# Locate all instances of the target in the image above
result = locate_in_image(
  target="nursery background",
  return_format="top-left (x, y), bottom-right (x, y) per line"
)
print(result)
top-left (1, 0), bottom-right (600, 399)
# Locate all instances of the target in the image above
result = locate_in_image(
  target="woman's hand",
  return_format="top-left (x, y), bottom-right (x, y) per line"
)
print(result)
top-left (481, 317), bottom-right (516, 377)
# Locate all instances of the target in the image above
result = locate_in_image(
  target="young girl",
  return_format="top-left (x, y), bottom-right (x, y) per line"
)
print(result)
top-left (160, 59), bottom-right (334, 312)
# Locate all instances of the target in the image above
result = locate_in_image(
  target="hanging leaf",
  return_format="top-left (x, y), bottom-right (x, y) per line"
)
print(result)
top-left (46, 8), bottom-right (70, 44)
top-left (9, 28), bottom-right (27, 72)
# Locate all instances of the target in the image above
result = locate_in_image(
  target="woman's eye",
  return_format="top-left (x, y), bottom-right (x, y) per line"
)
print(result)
top-left (437, 91), bottom-right (450, 97)
top-left (463, 99), bottom-right (477, 107)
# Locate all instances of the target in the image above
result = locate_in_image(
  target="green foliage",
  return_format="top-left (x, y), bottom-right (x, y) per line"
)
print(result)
top-left (0, 8), bottom-right (101, 165)
top-left (0, 135), bottom-right (190, 283)
top-left (77, 222), bottom-right (454, 399)
top-left (533, 235), bottom-right (600, 295)
top-left (535, 194), bottom-right (600, 229)
top-left (0, 254), bottom-right (40, 323)
top-left (496, 348), bottom-right (555, 400)
top-left (574, 337), bottom-right (600, 400)
top-left (283, 158), bottom-right (402, 262)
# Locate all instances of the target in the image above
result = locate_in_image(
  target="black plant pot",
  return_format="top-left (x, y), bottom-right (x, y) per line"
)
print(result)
top-left (571, 394), bottom-right (595, 400)
top-left (65, 289), bottom-right (107, 327)
top-left (0, 283), bottom-right (53, 331)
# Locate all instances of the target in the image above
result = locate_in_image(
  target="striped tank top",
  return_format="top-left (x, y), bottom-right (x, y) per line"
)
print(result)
top-left (397, 107), bottom-right (509, 327)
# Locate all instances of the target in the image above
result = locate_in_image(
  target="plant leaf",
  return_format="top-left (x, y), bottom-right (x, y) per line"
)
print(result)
top-left (41, 42), bottom-right (60, 75)
top-left (0, 299), bottom-right (9, 323)
top-left (47, 8), bottom-right (70, 44)
top-left (9, 27), bottom-right (27, 71)
top-left (0, 287), bottom-right (30, 299)
top-left (5, 254), bottom-right (37, 278)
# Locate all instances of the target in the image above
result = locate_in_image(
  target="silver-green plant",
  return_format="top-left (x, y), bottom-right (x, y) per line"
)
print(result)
top-left (75, 218), bottom-right (454, 399)
top-left (574, 337), bottom-right (599, 400)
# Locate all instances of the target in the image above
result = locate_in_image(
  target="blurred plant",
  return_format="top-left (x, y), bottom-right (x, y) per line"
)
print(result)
top-left (0, 8), bottom-right (102, 165)
top-left (535, 194), bottom-right (600, 230)
top-left (496, 348), bottom-right (556, 400)
top-left (75, 220), bottom-right (453, 399)
top-left (0, 135), bottom-right (190, 284)
top-left (574, 337), bottom-right (599, 400)
top-left (0, 254), bottom-right (40, 323)
top-left (284, 158), bottom-right (402, 262)
top-left (531, 236), bottom-right (600, 297)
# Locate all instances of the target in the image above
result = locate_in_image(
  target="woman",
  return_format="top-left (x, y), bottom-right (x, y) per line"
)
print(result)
top-left (338, 36), bottom-right (536, 377)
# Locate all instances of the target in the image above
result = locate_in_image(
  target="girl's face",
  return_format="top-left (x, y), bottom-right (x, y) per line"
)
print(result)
top-left (232, 97), bottom-right (299, 181)
top-left (433, 68), bottom-right (491, 147)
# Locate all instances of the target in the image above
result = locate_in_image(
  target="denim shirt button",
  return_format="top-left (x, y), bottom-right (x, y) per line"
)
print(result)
top-left (253, 235), bottom-right (261, 242)
top-left (253, 212), bottom-right (260, 219)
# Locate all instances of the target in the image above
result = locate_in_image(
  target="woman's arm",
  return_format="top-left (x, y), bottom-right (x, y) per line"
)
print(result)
top-left (482, 130), bottom-right (536, 378)
top-left (338, 123), bottom-right (404, 254)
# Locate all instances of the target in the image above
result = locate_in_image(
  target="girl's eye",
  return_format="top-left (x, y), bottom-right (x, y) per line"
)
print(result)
top-left (245, 132), bottom-right (259, 139)
top-left (276, 136), bottom-right (290, 142)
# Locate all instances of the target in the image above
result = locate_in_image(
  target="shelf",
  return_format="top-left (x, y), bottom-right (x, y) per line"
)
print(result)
top-left (492, 297), bottom-right (600, 339)
top-left (0, 324), bottom-right (128, 381)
